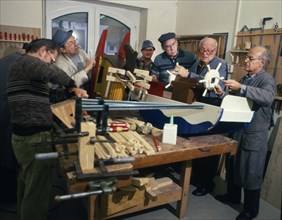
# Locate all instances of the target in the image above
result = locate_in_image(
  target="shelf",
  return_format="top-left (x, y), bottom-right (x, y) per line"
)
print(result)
top-left (230, 50), bottom-right (248, 53)
top-left (0, 40), bottom-right (30, 43)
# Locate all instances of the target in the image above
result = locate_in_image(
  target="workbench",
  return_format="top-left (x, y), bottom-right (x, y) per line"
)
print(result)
top-left (84, 134), bottom-right (237, 220)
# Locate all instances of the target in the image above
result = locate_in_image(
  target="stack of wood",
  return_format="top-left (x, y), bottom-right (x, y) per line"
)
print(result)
top-left (95, 130), bottom-right (155, 159)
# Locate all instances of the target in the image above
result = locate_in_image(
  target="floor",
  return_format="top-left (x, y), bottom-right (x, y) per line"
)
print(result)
top-left (0, 168), bottom-right (280, 220)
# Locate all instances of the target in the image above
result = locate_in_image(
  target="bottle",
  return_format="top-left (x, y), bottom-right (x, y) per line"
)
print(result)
top-left (162, 115), bottom-right (178, 145)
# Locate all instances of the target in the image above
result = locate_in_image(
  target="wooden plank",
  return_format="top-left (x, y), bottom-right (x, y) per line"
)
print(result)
top-left (101, 187), bottom-right (145, 217)
top-left (261, 117), bottom-right (281, 209)
top-left (78, 122), bottom-right (96, 173)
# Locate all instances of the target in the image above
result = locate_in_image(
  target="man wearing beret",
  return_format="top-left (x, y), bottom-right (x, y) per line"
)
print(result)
top-left (136, 40), bottom-right (155, 71)
top-left (151, 32), bottom-right (196, 90)
top-left (52, 30), bottom-right (96, 89)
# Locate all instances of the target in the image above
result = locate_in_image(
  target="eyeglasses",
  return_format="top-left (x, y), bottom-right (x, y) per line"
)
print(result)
top-left (48, 51), bottom-right (56, 64)
top-left (198, 48), bottom-right (216, 55)
top-left (245, 55), bottom-right (261, 61)
top-left (164, 41), bottom-right (177, 50)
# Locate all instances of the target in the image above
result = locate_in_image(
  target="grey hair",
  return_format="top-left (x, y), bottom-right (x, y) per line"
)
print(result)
top-left (259, 46), bottom-right (271, 69)
top-left (199, 37), bottom-right (218, 49)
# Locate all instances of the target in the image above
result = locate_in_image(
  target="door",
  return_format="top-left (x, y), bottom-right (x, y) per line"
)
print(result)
top-left (45, 0), bottom-right (139, 55)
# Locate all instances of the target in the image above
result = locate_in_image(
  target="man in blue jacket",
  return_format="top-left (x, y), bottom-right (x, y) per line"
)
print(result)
top-left (174, 37), bottom-right (228, 196)
top-left (151, 32), bottom-right (196, 90)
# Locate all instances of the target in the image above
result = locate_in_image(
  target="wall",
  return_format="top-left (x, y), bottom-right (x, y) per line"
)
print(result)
top-left (176, 0), bottom-right (281, 61)
top-left (0, 0), bottom-right (43, 30)
top-left (0, 0), bottom-right (281, 57)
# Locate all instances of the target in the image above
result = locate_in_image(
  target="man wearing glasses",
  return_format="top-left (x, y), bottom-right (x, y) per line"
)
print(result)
top-left (6, 38), bottom-right (88, 220)
top-left (175, 37), bottom-right (228, 100)
top-left (214, 46), bottom-right (276, 220)
top-left (174, 37), bottom-right (228, 197)
top-left (52, 30), bottom-right (96, 90)
top-left (136, 40), bottom-right (155, 71)
top-left (151, 32), bottom-right (196, 90)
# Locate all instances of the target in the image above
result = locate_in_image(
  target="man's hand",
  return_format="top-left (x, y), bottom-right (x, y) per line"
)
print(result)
top-left (151, 75), bottom-right (158, 82)
top-left (223, 79), bottom-right (242, 91)
top-left (173, 65), bottom-right (189, 77)
top-left (73, 88), bottom-right (89, 98)
top-left (84, 57), bottom-right (96, 72)
top-left (214, 84), bottom-right (224, 96)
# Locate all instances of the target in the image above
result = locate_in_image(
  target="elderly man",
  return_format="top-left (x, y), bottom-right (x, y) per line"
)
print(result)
top-left (136, 40), bottom-right (155, 71)
top-left (151, 32), bottom-right (196, 90)
top-left (215, 46), bottom-right (276, 220)
top-left (174, 37), bottom-right (228, 197)
top-left (52, 30), bottom-right (96, 89)
top-left (175, 37), bottom-right (227, 99)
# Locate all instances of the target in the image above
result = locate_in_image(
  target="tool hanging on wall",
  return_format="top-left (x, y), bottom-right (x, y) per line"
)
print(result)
top-left (259, 17), bottom-right (273, 45)
top-left (273, 22), bottom-right (279, 43)
top-left (240, 25), bottom-right (249, 49)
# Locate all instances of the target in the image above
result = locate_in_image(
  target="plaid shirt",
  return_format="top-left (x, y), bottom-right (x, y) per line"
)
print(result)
top-left (136, 57), bottom-right (154, 72)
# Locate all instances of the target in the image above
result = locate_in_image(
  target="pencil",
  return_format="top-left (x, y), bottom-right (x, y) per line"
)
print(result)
top-left (153, 136), bottom-right (161, 152)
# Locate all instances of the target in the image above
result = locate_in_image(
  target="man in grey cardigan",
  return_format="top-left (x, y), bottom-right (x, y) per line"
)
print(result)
top-left (214, 46), bottom-right (276, 220)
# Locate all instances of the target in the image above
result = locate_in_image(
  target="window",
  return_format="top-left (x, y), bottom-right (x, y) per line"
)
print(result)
top-left (100, 14), bottom-right (130, 55)
top-left (52, 12), bottom-right (88, 51)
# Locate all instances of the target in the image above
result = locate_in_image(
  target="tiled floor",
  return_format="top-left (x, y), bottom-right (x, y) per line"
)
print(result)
top-left (0, 169), bottom-right (280, 220)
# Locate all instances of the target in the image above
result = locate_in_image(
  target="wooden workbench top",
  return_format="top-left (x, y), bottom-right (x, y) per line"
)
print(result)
top-left (134, 134), bottom-right (237, 169)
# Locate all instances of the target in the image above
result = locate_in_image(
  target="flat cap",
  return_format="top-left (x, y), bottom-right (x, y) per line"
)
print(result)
top-left (52, 30), bottom-right (73, 48)
top-left (158, 32), bottom-right (176, 44)
top-left (141, 40), bottom-right (155, 50)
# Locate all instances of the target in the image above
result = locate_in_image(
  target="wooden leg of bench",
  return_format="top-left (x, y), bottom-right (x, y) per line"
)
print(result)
top-left (176, 160), bottom-right (192, 218)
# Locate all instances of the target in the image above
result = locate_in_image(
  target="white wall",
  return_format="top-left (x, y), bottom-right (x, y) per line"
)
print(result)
top-left (176, 0), bottom-right (239, 54)
top-left (0, 0), bottom-right (42, 30)
top-left (1, 0), bottom-right (281, 58)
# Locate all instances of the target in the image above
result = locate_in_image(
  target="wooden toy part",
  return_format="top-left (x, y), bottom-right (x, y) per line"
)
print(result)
top-left (198, 63), bottom-right (224, 96)
top-left (78, 121), bottom-right (96, 174)
top-left (165, 70), bottom-right (177, 89)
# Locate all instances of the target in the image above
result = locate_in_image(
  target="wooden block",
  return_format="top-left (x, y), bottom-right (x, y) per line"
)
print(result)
top-left (145, 186), bottom-right (158, 201)
top-left (119, 185), bottom-right (138, 192)
top-left (132, 177), bottom-right (153, 187)
top-left (108, 67), bottom-right (125, 75)
top-left (155, 177), bottom-right (173, 189)
top-left (101, 187), bottom-right (145, 216)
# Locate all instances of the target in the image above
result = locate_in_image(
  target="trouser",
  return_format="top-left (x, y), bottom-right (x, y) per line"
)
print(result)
top-left (12, 131), bottom-right (53, 220)
top-left (192, 155), bottom-right (221, 189)
top-left (226, 155), bottom-right (260, 216)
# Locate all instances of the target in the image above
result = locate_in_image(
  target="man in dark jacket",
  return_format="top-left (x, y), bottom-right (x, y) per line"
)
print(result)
top-left (214, 46), bottom-right (276, 220)
top-left (151, 32), bottom-right (196, 90)
top-left (7, 38), bottom-right (87, 220)
top-left (174, 37), bottom-right (228, 196)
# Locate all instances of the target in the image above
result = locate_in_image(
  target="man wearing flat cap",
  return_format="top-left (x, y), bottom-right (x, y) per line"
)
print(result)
top-left (151, 32), bottom-right (196, 90)
top-left (52, 30), bottom-right (96, 89)
top-left (136, 40), bottom-right (155, 71)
